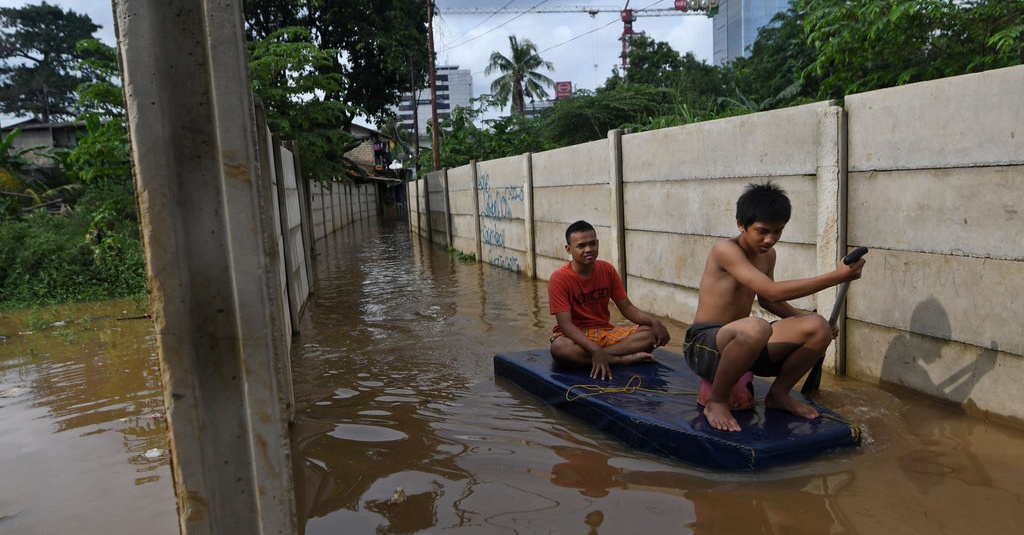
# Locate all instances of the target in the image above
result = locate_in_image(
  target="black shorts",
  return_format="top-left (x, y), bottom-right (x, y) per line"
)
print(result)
top-left (682, 322), bottom-right (781, 381)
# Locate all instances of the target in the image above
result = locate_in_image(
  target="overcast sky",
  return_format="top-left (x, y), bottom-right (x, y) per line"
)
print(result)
top-left (1, 0), bottom-right (715, 116)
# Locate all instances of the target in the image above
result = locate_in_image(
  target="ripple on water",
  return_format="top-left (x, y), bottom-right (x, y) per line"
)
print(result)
top-left (333, 388), bottom-right (359, 399)
top-left (329, 423), bottom-right (407, 443)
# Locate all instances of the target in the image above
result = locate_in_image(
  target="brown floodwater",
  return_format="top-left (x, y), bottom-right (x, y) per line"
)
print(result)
top-left (2, 218), bottom-right (1024, 534)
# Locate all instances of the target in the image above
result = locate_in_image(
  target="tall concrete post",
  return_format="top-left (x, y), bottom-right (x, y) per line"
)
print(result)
top-left (608, 129), bottom-right (627, 289)
top-left (471, 160), bottom-right (482, 262)
top-left (523, 153), bottom-right (537, 279)
top-left (114, 1), bottom-right (297, 534)
top-left (816, 104), bottom-right (847, 374)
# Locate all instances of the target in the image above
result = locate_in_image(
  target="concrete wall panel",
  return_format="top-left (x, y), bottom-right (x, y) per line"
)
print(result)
top-left (621, 102), bottom-right (829, 182)
top-left (622, 175), bottom-right (818, 243)
top-left (846, 66), bottom-right (1024, 172)
top-left (847, 321), bottom-right (1024, 427)
top-left (533, 184), bottom-right (613, 229)
top-left (532, 139), bottom-right (608, 187)
top-left (849, 248), bottom-right (1022, 355)
top-left (849, 166), bottom-right (1023, 260)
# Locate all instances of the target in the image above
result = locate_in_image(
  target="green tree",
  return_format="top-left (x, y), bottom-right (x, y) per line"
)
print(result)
top-left (613, 34), bottom-right (728, 115)
top-left (485, 35), bottom-right (555, 116)
top-left (243, 0), bottom-right (430, 128)
top-left (0, 2), bottom-right (99, 121)
top-left (730, 7), bottom-right (818, 108)
top-left (248, 27), bottom-right (362, 183)
top-left (541, 84), bottom-right (680, 146)
top-left (801, 0), bottom-right (1024, 98)
top-left (67, 38), bottom-right (131, 187)
top-left (418, 96), bottom-right (556, 171)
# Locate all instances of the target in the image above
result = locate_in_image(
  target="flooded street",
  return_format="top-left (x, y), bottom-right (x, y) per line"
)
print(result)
top-left (3, 219), bottom-right (1024, 534)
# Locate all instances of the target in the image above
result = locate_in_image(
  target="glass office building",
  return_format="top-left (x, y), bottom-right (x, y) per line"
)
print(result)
top-left (713, 0), bottom-right (792, 65)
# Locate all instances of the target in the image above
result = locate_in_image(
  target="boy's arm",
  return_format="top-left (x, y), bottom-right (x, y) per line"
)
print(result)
top-left (615, 298), bottom-right (670, 347)
top-left (717, 240), bottom-right (863, 303)
top-left (757, 256), bottom-right (803, 318)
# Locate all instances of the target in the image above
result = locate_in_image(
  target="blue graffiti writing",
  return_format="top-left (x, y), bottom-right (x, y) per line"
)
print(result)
top-left (481, 224), bottom-right (505, 247)
top-left (477, 171), bottom-right (524, 220)
top-left (489, 253), bottom-right (521, 274)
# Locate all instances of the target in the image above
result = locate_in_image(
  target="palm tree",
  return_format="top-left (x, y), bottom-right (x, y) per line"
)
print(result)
top-left (484, 36), bottom-right (555, 116)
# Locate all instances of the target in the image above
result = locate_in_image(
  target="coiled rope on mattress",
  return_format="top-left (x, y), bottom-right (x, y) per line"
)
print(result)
top-left (565, 375), bottom-right (697, 402)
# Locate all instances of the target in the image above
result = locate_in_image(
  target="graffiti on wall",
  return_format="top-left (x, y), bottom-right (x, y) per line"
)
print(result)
top-left (478, 171), bottom-right (524, 274)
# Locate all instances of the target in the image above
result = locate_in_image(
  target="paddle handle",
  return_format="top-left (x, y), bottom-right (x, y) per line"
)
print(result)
top-left (826, 246), bottom-right (868, 326)
top-left (803, 247), bottom-right (868, 394)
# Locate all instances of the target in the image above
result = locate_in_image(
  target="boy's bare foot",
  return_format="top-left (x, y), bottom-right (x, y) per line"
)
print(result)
top-left (616, 352), bottom-right (655, 365)
top-left (703, 399), bottom-right (741, 432)
top-left (765, 391), bottom-right (819, 419)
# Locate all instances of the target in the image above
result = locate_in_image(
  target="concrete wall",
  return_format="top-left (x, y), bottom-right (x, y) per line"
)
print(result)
top-left (310, 181), bottom-right (379, 241)
top-left (409, 65), bottom-right (1024, 426)
top-left (842, 66), bottom-right (1024, 425)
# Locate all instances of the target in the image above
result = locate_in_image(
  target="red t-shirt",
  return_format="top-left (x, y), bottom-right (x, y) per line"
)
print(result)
top-left (548, 260), bottom-right (628, 334)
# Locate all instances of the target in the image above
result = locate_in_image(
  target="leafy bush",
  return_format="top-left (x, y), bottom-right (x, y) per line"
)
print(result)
top-left (0, 183), bottom-right (147, 309)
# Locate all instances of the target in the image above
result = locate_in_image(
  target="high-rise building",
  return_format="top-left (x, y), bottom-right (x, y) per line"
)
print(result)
top-left (712, 0), bottom-right (792, 65)
top-left (395, 65), bottom-right (473, 136)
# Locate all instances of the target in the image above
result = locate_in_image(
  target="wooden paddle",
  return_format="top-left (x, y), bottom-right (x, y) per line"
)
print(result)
top-left (802, 246), bottom-right (869, 393)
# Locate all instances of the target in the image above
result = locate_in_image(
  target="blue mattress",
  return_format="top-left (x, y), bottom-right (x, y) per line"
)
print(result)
top-left (494, 348), bottom-right (860, 471)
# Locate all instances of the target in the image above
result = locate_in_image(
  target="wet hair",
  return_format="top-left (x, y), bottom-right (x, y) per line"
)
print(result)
top-left (565, 220), bottom-right (595, 244)
top-left (736, 181), bottom-right (791, 228)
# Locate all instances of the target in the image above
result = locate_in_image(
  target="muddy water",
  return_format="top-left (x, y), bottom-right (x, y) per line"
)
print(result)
top-left (3, 219), bottom-right (1024, 535)
top-left (0, 300), bottom-right (176, 534)
top-left (291, 221), bottom-right (1024, 534)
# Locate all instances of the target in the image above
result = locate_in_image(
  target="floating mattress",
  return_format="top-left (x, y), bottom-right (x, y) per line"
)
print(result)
top-left (493, 348), bottom-right (861, 471)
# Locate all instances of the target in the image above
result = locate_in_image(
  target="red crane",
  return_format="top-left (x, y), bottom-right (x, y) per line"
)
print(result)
top-left (439, 1), bottom-right (719, 71)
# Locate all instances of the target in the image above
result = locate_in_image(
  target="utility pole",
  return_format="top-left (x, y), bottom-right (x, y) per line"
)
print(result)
top-left (410, 62), bottom-right (420, 177)
top-left (426, 0), bottom-right (441, 170)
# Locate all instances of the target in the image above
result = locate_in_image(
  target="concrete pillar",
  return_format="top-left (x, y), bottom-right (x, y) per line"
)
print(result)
top-left (608, 129), bottom-right (627, 288)
top-left (114, 1), bottom-right (297, 534)
top-left (816, 104), bottom-right (847, 373)
top-left (471, 160), bottom-right (482, 262)
top-left (441, 169), bottom-right (453, 246)
top-left (523, 153), bottom-right (536, 279)
top-left (423, 172), bottom-right (434, 242)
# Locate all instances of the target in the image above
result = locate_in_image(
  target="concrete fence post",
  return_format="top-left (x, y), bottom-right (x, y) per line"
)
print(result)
top-left (424, 172), bottom-right (434, 243)
top-left (114, 0), bottom-right (297, 533)
top-left (608, 129), bottom-right (627, 288)
top-left (524, 153), bottom-right (536, 279)
top-left (442, 168), bottom-right (453, 247)
top-left (471, 160), bottom-right (482, 262)
top-left (816, 104), bottom-right (847, 374)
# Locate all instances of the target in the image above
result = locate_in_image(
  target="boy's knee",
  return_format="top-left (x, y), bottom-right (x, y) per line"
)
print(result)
top-left (740, 317), bottom-right (772, 344)
top-left (807, 314), bottom-right (832, 336)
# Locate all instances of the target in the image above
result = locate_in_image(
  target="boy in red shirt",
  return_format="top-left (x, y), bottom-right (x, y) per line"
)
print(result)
top-left (549, 220), bottom-right (670, 380)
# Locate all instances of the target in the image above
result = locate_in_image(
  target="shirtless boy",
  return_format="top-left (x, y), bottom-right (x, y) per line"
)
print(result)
top-left (549, 220), bottom-right (670, 381)
top-left (684, 182), bottom-right (864, 431)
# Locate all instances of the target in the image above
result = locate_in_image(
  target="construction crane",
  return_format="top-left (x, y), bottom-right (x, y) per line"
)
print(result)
top-left (438, 1), bottom-right (720, 70)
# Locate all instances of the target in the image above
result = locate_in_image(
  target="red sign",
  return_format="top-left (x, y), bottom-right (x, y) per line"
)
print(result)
top-left (555, 81), bottom-right (573, 99)
top-left (675, 0), bottom-right (688, 10)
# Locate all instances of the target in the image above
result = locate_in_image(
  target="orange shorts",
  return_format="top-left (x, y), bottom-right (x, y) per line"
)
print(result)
top-left (550, 324), bottom-right (640, 347)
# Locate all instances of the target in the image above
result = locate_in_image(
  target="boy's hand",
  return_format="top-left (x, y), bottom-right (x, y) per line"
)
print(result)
top-left (591, 348), bottom-right (613, 381)
top-left (838, 258), bottom-right (865, 282)
top-left (651, 320), bottom-right (671, 348)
